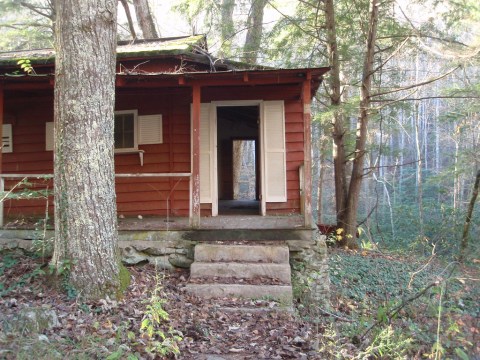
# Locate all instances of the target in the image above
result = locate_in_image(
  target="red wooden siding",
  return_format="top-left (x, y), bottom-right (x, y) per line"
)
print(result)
top-left (2, 83), bottom-right (307, 220)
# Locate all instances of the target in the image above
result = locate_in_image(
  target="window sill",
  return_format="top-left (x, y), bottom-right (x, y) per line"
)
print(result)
top-left (114, 149), bottom-right (145, 166)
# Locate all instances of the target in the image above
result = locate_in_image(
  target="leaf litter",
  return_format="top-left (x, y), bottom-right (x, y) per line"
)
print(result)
top-left (0, 252), bottom-right (318, 359)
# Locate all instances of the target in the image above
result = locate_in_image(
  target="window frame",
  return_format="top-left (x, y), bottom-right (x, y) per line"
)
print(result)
top-left (114, 109), bottom-right (138, 153)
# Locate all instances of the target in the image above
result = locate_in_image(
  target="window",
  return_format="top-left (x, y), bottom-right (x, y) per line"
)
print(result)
top-left (114, 110), bottom-right (138, 151)
top-left (45, 110), bottom-right (163, 152)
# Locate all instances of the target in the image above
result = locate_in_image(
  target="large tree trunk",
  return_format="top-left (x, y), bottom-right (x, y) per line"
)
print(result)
top-left (243, 0), bottom-right (267, 64)
top-left (133, 0), bottom-right (158, 39)
top-left (52, 0), bottom-right (120, 300)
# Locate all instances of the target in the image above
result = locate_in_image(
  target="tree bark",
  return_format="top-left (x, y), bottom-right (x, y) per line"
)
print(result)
top-left (459, 170), bottom-right (480, 262)
top-left (316, 133), bottom-right (328, 224)
top-left (53, 0), bottom-right (120, 300)
top-left (341, 0), bottom-right (379, 248)
top-left (243, 0), bottom-right (267, 64)
top-left (219, 0), bottom-right (235, 58)
top-left (119, 0), bottom-right (137, 39)
top-left (133, 0), bottom-right (158, 39)
top-left (324, 0), bottom-right (348, 235)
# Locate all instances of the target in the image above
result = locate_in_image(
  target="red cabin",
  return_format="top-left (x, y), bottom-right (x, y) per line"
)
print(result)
top-left (0, 35), bottom-right (329, 234)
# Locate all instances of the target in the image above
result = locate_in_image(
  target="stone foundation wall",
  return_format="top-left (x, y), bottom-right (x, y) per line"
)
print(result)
top-left (289, 230), bottom-right (330, 308)
top-left (1, 229), bottom-right (330, 305)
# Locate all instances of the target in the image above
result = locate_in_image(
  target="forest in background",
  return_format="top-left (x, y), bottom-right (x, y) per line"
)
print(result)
top-left (0, 0), bottom-right (478, 257)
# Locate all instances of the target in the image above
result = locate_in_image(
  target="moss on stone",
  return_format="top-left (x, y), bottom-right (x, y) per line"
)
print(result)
top-left (117, 263), bottom-right (131, 299)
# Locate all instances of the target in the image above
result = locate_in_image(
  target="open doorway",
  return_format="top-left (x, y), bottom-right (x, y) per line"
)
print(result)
top-left (217, 106), bottom-right (260, 215)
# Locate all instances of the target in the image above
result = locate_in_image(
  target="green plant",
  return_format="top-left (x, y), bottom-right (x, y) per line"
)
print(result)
top-left (17, 59), bottom-right (35, 74)
top-left (358, 325), bottom-right (414, 359)
top-left (139, 274), bottom-right (182, 357)
top-left (48, 259), bottom-right (77, 299)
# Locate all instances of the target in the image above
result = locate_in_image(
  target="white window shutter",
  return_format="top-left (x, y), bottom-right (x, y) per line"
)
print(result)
top-left (193, 103), bottom-right (213, 203)
top-left (138, 114), bottom-right (163, 144)
top-left (263, 101), bottom-right (287, 202)
top-left (2, 124), bottom-right (12, 153)
top-left (45, 122), bottom-right (54, 151)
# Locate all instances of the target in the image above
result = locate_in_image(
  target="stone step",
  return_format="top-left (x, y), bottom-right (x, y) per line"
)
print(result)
top-left (185, 284), bottom-right (293, 304)
top-left (194, 244), bottom-right (289, 264)
top-left (190, 262), bottom-right (291, 283)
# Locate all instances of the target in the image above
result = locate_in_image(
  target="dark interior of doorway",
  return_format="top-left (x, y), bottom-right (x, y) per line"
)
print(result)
top-left (217, 106), bottom-right (260, 215)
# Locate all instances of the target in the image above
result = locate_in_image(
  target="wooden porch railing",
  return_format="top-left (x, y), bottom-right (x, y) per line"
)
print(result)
top-left (0, 173), bottom-right (192, 227)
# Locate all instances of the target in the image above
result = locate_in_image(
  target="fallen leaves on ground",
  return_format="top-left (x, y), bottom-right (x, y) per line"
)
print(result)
top-left (0, 253), bottom-right (320, 359)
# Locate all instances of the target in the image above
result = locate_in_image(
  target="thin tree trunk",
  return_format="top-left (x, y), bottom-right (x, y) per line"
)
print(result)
top-left (316, 133), bottom-right (328, 223)
top-left (53, 0), bottom-right (120, 300)
top-left (454, 137), bottom-right (460, 209)
top-left (233, 140), bottom-right (242, 199)
top-left (133, 0), bottom-right (158, 39)
top-left (219, 0), bottom-right (235, 58)
top-left (341, 0), bottom-right (379, 248)
top-left (119, 0), bottom-right (137, 39)
top-left (459, 170), bottom-right (480, 262)
top-left (243, 0), bottom-right (267, 64)
top-left (414, 53), bottom-right (424, 237)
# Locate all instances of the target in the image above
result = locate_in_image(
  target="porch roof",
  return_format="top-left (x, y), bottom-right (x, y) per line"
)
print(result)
top-left (0, 35), bottom-right (208, 67)
top-left (0, 35), bottom-right (329, 89)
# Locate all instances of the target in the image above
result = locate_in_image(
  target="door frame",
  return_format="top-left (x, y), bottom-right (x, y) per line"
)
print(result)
top-left (211, 100), bottom-right (265, 216)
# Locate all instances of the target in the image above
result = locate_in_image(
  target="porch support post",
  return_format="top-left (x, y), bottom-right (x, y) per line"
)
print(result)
top-left (302, 74), bottom-right (313, 228)
top-left (190, 83), bottom-right (201, 228)
top-left (0, 84), bottom-right (4, 227)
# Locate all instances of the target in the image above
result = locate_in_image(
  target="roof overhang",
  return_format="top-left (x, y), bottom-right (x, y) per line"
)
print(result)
top-left (0, 67), bottom-right (329, 98)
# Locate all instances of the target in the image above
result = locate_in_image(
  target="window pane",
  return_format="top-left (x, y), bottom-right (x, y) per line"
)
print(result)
top-left (114, 113), bottom-right (135, 149)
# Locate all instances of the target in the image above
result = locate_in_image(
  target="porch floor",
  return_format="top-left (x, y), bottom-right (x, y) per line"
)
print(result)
top-left (118, 214), bottom-right (305, 231)
top-left (2, 214), bottom-right (306, 231)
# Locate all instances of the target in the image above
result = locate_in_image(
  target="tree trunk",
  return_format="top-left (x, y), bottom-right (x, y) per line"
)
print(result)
top-left (316, 133), bottom-right (328, 223)
top-left (133, 0), bottom-right (158, 39)
top-left (52, 0), bottom-right (120, 300)
top-left (219, 0), bottom-right (235, 58)
top-left (459, 170), bottom-right (480, 262)
top-left (119, 0), bottom-right (137, 39)
top-left (340, 0), bottom-right (379, 248)
top-left (324, 0), bottom-right (348, 233)
top-left (414, 54), bottom-right (424, 237)
top-left (243, 0), bottom-right (267, 64)
top-left (232, 140), bottom-right (242, 199)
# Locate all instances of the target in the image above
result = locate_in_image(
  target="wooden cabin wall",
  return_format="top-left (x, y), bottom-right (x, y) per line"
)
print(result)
top-left (114, 89), bottom-right (191, 216)
top-left (2, 83), bottom-right (307, 221)
top-left (2, 88), bottom-right (193, 221)
top-left (2, 94), bottom-right (55, 221)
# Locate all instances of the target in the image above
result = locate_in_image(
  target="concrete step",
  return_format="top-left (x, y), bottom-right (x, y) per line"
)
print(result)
top-left (194, 244), bottom-right (289, 264)
top-left (185, 284), bottom-right (293, 304)
top-left (190, 262), bottom-right (291, 283)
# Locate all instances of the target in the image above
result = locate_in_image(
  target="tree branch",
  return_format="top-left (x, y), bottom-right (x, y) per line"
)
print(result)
top-left (371, 66), bottom-right (460, 98)
top-left (20, 1), bottom-right (54, 20)
top-left (372, 95), bottom-right (480, 102)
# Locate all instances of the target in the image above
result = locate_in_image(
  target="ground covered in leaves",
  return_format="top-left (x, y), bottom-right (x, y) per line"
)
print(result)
top-left (0, 249), bottom-right (479, 359)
